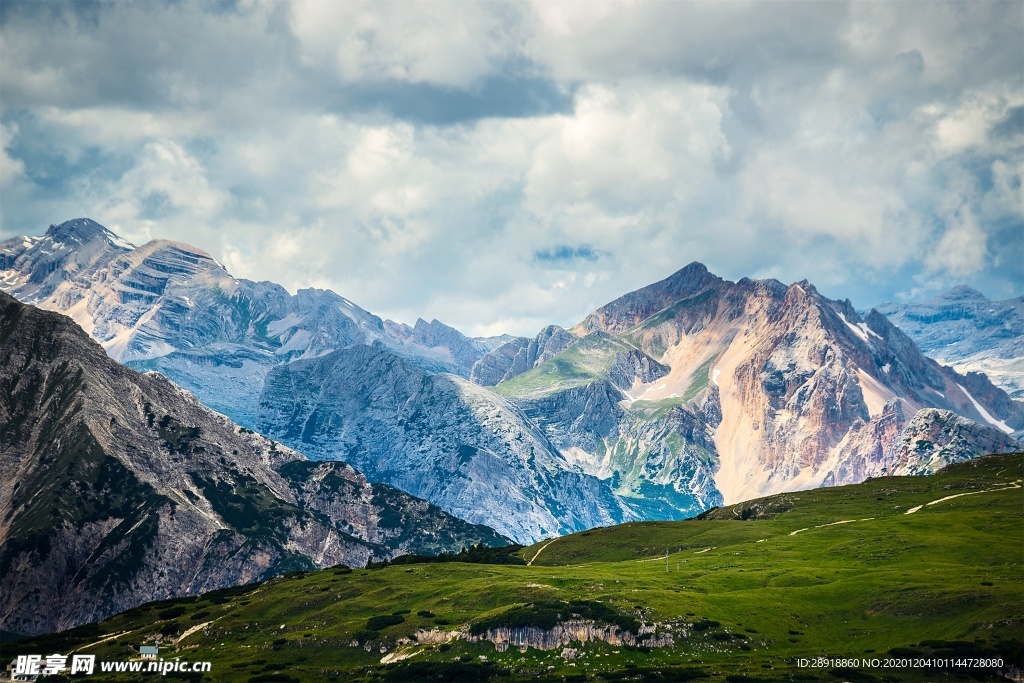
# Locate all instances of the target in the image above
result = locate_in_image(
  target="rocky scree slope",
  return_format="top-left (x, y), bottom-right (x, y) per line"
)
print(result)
top-left (0, 293), bottom-right (506, 636)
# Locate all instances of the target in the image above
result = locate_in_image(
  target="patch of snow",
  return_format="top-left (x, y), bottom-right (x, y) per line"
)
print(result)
top-left (266, 313), bottom-right (301, 336)
top-left (837, 312), bottom-right (879, 344)
top-left (276, 328), bottom-right (313, 356)
top-left (712, 368), bottom-right (720, 387)
top-left (881, 363), bottom-right (890, 374)
top-left (956, 383), bottom-right (1014, 434)
top-left (838, 312), bottom-right (867, 342)
top-left (858, 322), bottom-right (881, 340)
top-left (104, 230), bottom-right (135, 251)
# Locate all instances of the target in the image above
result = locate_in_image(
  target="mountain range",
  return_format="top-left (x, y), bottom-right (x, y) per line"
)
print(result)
top-left (0, 291), bottom-right (505, 636)
top-left (875, 286), bottom-right (1024, 400)
top-left (1, 219), bottom-right (1021, 546)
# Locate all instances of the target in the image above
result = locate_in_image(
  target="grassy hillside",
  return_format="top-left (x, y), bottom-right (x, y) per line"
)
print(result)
top-left (4, 453), bottom-right (1021, 682)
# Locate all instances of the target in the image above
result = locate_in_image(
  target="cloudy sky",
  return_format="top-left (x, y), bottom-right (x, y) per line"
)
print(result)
top-left (1, 1), bottom-right (1021, 336)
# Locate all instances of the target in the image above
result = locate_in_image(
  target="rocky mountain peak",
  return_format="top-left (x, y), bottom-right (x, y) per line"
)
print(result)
top-left (576, 262), bottom-right (723, 335)
top-left (412, 317), bottom-right (459, 339)
top-left (736, 276), bottom-right (789, 300)
top-left (658, 261), bottom-right (719, 297)
top-left (45, 218), bottom-right (130, 248)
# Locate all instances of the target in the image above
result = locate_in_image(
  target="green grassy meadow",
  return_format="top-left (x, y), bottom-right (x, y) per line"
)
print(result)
top-left (4, 453), bottom-right (1022, 682)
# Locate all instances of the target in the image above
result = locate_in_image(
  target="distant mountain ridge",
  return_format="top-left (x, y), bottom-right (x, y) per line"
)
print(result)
top-left (875, 286), bottom-right (1024, 400)
top-left (2, 219), bottom-right (1020, 539)
top-left (0, 219), bottom-right (506, 426)
top-left (0, 292), bottom-right (506, 636)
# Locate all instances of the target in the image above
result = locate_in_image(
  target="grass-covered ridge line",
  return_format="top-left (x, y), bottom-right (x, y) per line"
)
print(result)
top-left (368, 543), bottom-right (526, 568)
top-left (493, 333), bottom-right (635, 398)
top-left (6, 452), bottom-right (1022, 682)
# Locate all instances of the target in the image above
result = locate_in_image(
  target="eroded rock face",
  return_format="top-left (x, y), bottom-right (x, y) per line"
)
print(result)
top-left (513, 382), bottom-right (722, 519)
top-left (889, 408), bottom-right (1022, 475)
top-left (609, 349), bottom-right (669, 390)
top-left (415, 621), bottom-right (676, 652)
top-left (0, 293), bottom-right (506, 636)
top-left (567, 271), bottom-right (1022, 504)
top-left (256, 344), bottom-right (636, 544)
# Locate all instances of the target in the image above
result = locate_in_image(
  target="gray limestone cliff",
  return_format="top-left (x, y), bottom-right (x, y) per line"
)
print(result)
top-left (255, 343), bottom-right (637, 543)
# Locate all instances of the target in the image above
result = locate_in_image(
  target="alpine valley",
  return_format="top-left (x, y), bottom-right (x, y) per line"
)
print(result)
top-left (2, 219), bottom-right (1021, 554)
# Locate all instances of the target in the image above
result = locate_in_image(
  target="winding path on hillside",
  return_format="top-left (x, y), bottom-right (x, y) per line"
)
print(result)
top-left (789, 519), bottom-right (872, 536)
top-left (904, 479), bottom-right (1021, 515)
top-left (526, 538), bottom-right (559, 566)
top-left (70, 630), bottom-right (132, 653)
top-left (781, 479), bottom-right (1021, 538)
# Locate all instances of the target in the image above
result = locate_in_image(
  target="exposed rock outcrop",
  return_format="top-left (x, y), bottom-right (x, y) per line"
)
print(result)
top-left (415, 621), bottom-right (676, 652)
top-left (889, 408), bottom-right (1022, 475)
